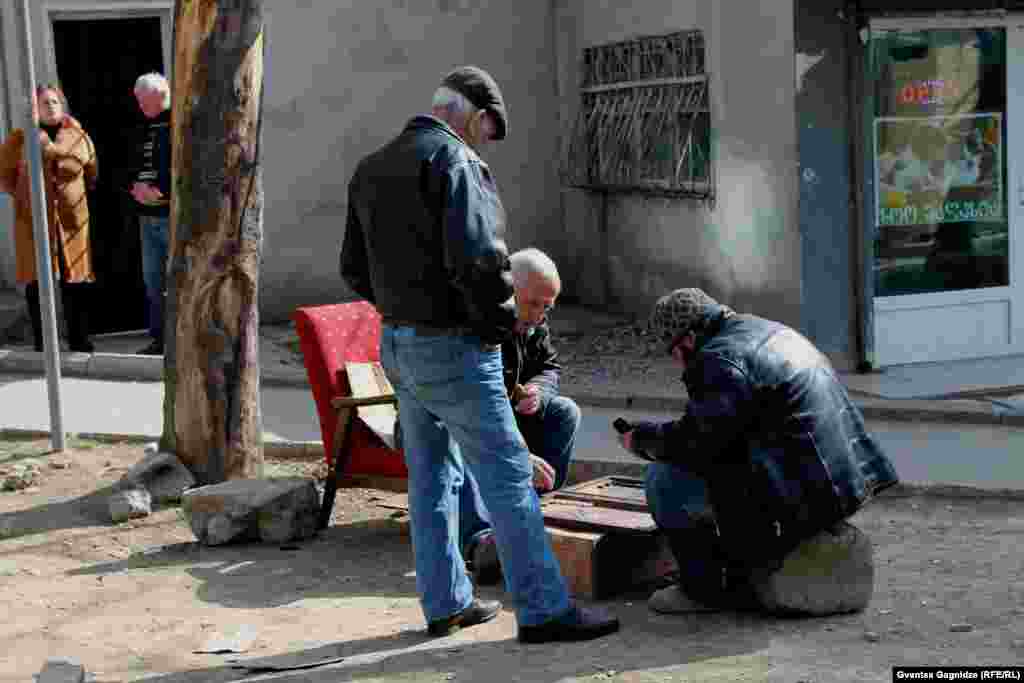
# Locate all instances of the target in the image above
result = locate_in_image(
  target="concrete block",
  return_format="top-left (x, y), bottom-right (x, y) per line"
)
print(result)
top-left (36, 657), bottom-right (85, 683)
top-left (109, 488), bottom-right (152, 523)
top-left (752, 521), bottom-right (874, 616)
top-left (118, 451), bottom-right (196, 504)
top-left (182, 477), bottom-right (320, 546)
top-left (86, 352), bottom-right (164, 381)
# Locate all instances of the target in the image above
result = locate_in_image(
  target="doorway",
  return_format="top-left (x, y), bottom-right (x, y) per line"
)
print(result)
top-left (868, 17), bottom-right (1024, 365)
top-left (50, 16), bottom-right (165, 335)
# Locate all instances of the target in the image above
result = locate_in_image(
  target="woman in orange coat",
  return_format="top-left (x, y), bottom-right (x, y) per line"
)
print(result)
top-left (0, 85), bottom-right (98, 352)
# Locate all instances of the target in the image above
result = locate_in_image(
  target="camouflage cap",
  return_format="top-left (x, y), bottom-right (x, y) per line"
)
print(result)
top-left (648, 288), bottom-right (720, 351)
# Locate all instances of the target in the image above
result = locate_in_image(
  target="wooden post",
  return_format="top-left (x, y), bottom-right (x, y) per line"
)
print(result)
top-left (164, 0), bottom-right (266, 483)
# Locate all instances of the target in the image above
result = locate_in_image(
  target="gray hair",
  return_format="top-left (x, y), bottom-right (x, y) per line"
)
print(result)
top-left (431, 86), bottom-right (475, 126)
top-left (134, 72), bottom-right (171, 110)
top-left (510, 248), bottom-right (560, 288)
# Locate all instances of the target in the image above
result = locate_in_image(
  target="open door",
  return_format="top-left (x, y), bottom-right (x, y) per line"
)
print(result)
top-left (51, 16), bottom-right (165, 335)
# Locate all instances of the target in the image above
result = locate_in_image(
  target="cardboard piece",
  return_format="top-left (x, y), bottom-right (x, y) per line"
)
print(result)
top-left (230, 643), bottom-right (345, 671)
top-left (346, 362), bottom-right (397, 449)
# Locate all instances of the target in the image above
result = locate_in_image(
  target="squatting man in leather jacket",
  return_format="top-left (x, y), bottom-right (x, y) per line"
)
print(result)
top-left (617, 288), bottom-right (899, 614)
top-left (341, 65), bottom-right (618, 643)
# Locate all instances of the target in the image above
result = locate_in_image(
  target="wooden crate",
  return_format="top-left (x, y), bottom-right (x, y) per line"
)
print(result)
top-left (542, 476), bottom-right (675, 599)
top-left (376, 476), bottom-right (677, 599)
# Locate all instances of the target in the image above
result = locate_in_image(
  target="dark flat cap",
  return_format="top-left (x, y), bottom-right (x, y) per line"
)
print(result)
top-left (441, 65), bottom-right (508, 140)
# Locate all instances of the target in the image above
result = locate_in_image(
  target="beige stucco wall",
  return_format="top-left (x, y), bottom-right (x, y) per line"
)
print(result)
top-left (258, 0), bottom-right (561, 319)
top-left (0, 0), bottom-right (561, 322)
top-left (553, 0), bottom-right (802, 328)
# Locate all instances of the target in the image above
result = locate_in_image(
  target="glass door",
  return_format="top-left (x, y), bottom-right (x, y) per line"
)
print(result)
top-left (869, 19), bottom-right (1024, 365)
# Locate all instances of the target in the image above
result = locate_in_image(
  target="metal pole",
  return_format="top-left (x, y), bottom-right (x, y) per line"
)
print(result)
top-left (16, 0), bottom-right (65, 451)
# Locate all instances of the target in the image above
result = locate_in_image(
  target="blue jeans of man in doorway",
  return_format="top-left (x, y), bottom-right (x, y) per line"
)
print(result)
top-left (139, 215), bottom-right (170, 348)
top-left (379, 325), bottom-right (572, 627)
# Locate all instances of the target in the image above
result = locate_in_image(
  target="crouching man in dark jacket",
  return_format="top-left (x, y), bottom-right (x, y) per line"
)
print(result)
top-left (617, 288), bottom-right (899, 614)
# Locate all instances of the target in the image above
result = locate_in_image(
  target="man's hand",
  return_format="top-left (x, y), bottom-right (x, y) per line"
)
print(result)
top-left (514, 383), bottom-right (541, 415)
top-left (529, 453), bottom-right (556, 493)
top-left (617, 429), bottom-right (656, 462)
top-left (37, 130), bottom-right (51, 147)
top-left (131, 181), bottom-right (164, 205)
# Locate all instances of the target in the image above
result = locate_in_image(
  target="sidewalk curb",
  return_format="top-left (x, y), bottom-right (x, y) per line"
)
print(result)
top-left (2, 352), bottom-right (1021, 427)
top-left (0, 350), bottom-right (311, 387)
top-left (560, 389), bottom-right (1024, 427)
top-left (3, 427), bottom-right (1023, 502)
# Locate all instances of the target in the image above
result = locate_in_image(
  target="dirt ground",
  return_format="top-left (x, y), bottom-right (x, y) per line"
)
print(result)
top-left (1, 437), bottom-right (1023, 683)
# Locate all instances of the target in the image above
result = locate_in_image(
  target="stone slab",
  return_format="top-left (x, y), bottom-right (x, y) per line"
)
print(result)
top-left (752, 521), bottom-right (874, 616)
top-left (182, 477), bottom-right (320, 546)
top-left (118, 451), bottom-right (196, 504)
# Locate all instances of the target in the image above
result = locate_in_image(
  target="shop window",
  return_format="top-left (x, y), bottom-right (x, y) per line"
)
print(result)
top-left (870, 28), bottom-right (1009, 297)
top-left (562, 29), bottom-right (712, 199)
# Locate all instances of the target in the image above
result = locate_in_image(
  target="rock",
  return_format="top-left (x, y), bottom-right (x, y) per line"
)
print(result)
top-left (864, 631), bottom-right (881, 643)
top-left (182, 478), bottom-right (320, 546)
top-left (36, 657), bottom-right (86, 683)
top-left (118, 452), bottom-right (196, 504)
top-left (751, 521), bottom-right (875, 616)
top-left (109, 488), bottom-right (152, 523)
top-left (3, 461), bottom-right (41, 491)
top-left (949, 623), bottom-right (973, 633)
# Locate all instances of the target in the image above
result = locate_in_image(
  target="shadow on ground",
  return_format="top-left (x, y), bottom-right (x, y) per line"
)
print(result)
top-left (66, 519), bottom-right (422, 609)
top-left (124, 605), bottom-right (782, 683)
top-left (0, 484), bottom-right (121, 540)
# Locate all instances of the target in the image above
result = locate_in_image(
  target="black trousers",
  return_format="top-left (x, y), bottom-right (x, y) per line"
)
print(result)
top-left (24, 280), bottom-right (92, 352)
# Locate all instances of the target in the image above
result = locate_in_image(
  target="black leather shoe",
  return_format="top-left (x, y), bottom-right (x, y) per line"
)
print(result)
top-left (427, 598), bottom-right (502, 637)
top-left (518, 605), bottom-right (620, 644)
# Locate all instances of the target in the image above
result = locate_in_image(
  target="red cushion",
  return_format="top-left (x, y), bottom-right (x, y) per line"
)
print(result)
top-left (292, 302), bottom-right (407, 479)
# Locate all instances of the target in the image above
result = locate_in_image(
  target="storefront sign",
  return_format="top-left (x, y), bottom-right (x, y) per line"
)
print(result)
top-left (874, 112), bottom-right (1002, 228)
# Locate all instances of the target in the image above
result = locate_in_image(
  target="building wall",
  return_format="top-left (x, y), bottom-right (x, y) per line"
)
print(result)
top-left (795, 0), bottom-right (859, 369)
top-left (553, 0), bottom-right (803, 333)
top-left (0, 0), bottom-right (561, 322)
top-left (0, 4), bottom-right (19, 290)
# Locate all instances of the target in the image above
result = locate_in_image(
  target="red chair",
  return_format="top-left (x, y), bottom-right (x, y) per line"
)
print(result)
top-left (292, 302), bottom-right (407, 528)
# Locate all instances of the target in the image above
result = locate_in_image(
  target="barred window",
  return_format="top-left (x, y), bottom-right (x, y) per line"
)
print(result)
top-left (562, 30), bottom-right (712, 199)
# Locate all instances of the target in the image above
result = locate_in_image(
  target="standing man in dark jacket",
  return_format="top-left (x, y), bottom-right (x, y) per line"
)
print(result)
top-left (130, 72), bottom-right (172, 356)
top-left (341, 66), bottom-right (618, 643)
top-left (457, 248), bottom-right (582, 584)
top-left (617, 288), bottom-right (899, 614)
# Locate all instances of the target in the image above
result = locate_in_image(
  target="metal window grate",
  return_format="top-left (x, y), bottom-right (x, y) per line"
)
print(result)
top-left (562, 30), bottom-right (712, 199)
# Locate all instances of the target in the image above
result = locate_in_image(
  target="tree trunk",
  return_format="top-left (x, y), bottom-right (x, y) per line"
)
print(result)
top-left (163, 0), bottom-right (265, 484)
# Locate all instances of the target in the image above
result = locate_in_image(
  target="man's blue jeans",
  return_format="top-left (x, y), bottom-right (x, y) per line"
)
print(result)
top-left (379, 326), bottom-right (571, 626)
top-left (644, 460), bottom-right (732, 600)
top-left (139, 215), bottom-right (170, 342)
top-left (458, 395), bottom-right (581, 553)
